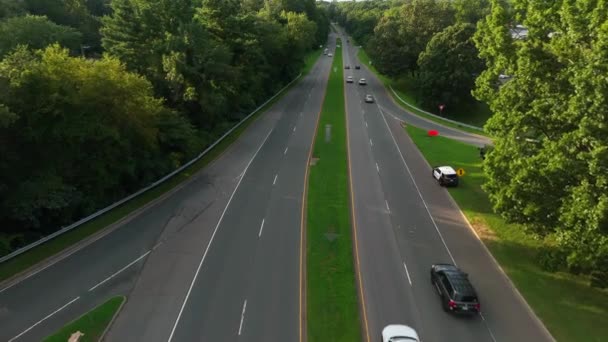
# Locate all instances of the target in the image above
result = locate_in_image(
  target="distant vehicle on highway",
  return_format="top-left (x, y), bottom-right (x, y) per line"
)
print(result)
top-left (358, 78), bottom-right (367, 85)
top-left (328, 53), bottom-right (333, 57)
top-left (365, 94), bottom-right (374, 103)
top-left (430, 264), bottom-right (480, 314)
top-left (382, 324), bottom-right (420, 342)
top-left (324, 48), bottom-right (328, 55)
top-left (432, 166), bottom-right (459, 187)
top-left (345, 65), bottom-right (351, 69)
top-left (355, 65), bottom-right (361, 69)
top-left (346, 76), bottom-right (354, 83)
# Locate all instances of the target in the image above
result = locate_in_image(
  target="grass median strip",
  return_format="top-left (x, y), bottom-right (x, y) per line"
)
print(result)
top-left (404, 124), bottom-right (608, 342)
top-left (307, 39), bottom-right (361, 342)
top-left (43, 296), bottom-right (124, 342)
top-left (356, 48), bottom-right (491, 137)
top-left (0, 49), bottom-right (323, 283)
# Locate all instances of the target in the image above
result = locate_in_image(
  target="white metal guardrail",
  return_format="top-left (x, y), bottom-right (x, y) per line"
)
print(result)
top-left (0, 73), bottom-right (302, 264)
top-left (389, 85), bottom-right (485, 132)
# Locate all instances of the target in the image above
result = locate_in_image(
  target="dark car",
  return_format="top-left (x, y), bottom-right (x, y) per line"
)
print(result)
top-left (345, 65), bottom-right (351, 69)
top-left (355, 65), bottom-right (361, 69)
top-left (430, 264), bottom-right (480, 315)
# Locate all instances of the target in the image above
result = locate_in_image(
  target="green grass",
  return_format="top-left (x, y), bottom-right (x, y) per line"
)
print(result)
top-left (0, 49), bottom-right (323, 283)
top-left (307, 39), bottom-right (361, 342)
top-left (357, 49), bottom-right (492, 137)
top-left (44, 296), bottom-right (125, 342)
top-left (405, 124), bottom-right (608, 342)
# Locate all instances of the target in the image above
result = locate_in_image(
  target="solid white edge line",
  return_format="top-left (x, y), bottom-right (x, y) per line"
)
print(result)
top-left (167, 129), bottom-right (273, 342)
top-left (365, 121), bottom-right (368, 128)
top-left (403, 262), bottom-right (412, 286)
top-left (88, 250), bottom-right (151, 292)
top-left (9, 296), bottom-right (80, 342)
top-left (273, 174), bottom-right (278, 185)
top-left (293, 126), bottom-right (297, 132)
top-left (378, 107), bottom-right (457, 265)
top-left (376, 162), bottom-right (380, 173)
top-left (238, 299), bottom-right (247, 335)
top-left (258, 219), bottom-right (265, 238)
top-left (385, 200), bottom-right (390, 213)
top-left (284, 147), bottom-right (289, 155)
top-left (369, 139), bottom-right (373, 146)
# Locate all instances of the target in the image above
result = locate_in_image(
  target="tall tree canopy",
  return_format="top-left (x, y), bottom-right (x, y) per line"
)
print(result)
top-left (474, 0), bottom-right (608, 281)
top-left (367, 0), bottom-right (455, 77)
top-left (417, 23), bottom-right (484, 108)
top-left (0, 15), bottom-right (82, 58)
top-left (0, 45), bottom-right (196, 241)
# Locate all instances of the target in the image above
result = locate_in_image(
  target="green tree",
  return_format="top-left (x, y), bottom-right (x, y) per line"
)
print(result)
top-left (0, 0), bottom-right (27, 19)
top-left (473, 0), bottom-right (608, 280)
top-left (25, 0), bottom-right (102, 50)
top-left (453, 0), bottom-right (490, 24)
top-left (0, 15), bottom-right (82, 58)
top-left (417, 23), bottom-right (483, 108)
top-left (0, 45), bottom-right (193, 236)
top-left (368, 0), bottom-right (455, 77)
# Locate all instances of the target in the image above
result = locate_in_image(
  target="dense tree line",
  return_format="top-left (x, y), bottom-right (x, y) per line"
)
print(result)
top-left (474, 0), bottom-right (607, 286)
top-left (335, 0), bottom-right (488, 109)
top-left (336, 0), bottom-right (607, 286)
top-left (0, 0), bottom-right (328, 255)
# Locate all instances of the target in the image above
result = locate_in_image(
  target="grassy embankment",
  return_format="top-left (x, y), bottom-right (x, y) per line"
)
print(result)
top-left (307, 40), bottom-right (361, 342)
top-left (43, 296), bottom-right (125, 342)
top-left (356, 48), bottom-right (492, 137)
top-left (405, 124), bottom-right (608, 342)
top-left (0, 48), bottom-right (323, 283)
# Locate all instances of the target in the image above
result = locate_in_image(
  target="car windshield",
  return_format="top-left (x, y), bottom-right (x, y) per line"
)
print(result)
top-left (446, 174), bottom-right (457, 179)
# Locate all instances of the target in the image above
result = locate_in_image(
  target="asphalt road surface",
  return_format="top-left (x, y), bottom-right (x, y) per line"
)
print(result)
top-left (339, 28), bottom-right (554, 342)
top-left (0, 36), bottom-right (333, 342)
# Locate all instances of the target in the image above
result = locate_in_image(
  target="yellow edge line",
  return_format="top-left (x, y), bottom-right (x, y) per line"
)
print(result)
top-left (300, 55), bottom-right (327, 342)
top-left (342, 39), bottom-right (371, 341)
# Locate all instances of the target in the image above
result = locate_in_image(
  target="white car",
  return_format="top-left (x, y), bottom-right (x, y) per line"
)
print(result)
top-left (346, 76), bottom-right (354, 83)
top-left (432, 166), bottom-right (459, 187)
top-left (328, 53), bottom-right (333, 57)
top-left (358, 78), bottom-right (367, 85)
top-left (365, 94), bottom-right (374, 103)
top-left (382, 324), bottom-right (420, 342)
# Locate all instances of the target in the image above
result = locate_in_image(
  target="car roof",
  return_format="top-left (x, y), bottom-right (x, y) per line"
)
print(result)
top-left (436, 166), bottom-right (456, 175)
top-left (444, 271), bottom-right (477, 296)
top-left (382, 324), bottom-right (419, 341)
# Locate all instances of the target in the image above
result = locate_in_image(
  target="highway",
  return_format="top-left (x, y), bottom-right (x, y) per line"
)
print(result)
top-left (0, 36), bottom-right (333, 341)
top-left (339, 27), bottom-right (554, 342)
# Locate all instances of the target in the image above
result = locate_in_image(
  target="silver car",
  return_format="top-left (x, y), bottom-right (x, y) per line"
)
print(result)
top-left (365, 94), bottom-right (374, 103)
top-left (358, 78), bottom-right (367, 85)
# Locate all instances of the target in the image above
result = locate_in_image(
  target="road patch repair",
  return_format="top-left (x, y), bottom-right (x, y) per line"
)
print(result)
top-left (43, 296), bottom-right (125, 342)
top-left (306, 38), bottom-right (362, 342)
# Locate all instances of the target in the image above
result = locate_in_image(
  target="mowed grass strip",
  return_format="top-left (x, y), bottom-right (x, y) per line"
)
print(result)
top-left (356, 48), bottom-right (492, 137)
top-left (307, 40), bottom-right (361, 342)
top-left (405, 124), bottom-right (608, 342)
top-left (0, 49), bottom-right (323, 283)
top-left (43, 296), bottom-right (125, 342)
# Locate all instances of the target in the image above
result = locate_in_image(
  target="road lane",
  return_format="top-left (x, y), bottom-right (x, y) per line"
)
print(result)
top-left (340, 27), bottom-right (553, 342)
top-left (344, 41), bottom-right (424, 341)
top-left (125, 37), bottom-right (334, 342)
top-left (0, 44), bottom-right (331, 342)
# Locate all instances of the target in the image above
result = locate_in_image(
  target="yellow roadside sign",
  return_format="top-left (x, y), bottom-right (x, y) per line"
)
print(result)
top-left (457, 168), bottom-right (466, 176)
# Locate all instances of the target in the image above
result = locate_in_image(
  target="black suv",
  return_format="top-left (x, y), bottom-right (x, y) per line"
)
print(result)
top-left (430, 264), bottom-right (480, 314)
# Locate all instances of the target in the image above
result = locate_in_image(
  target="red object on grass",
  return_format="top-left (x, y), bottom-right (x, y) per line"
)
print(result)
top-left (428, 130), bottom-right (439, 136)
